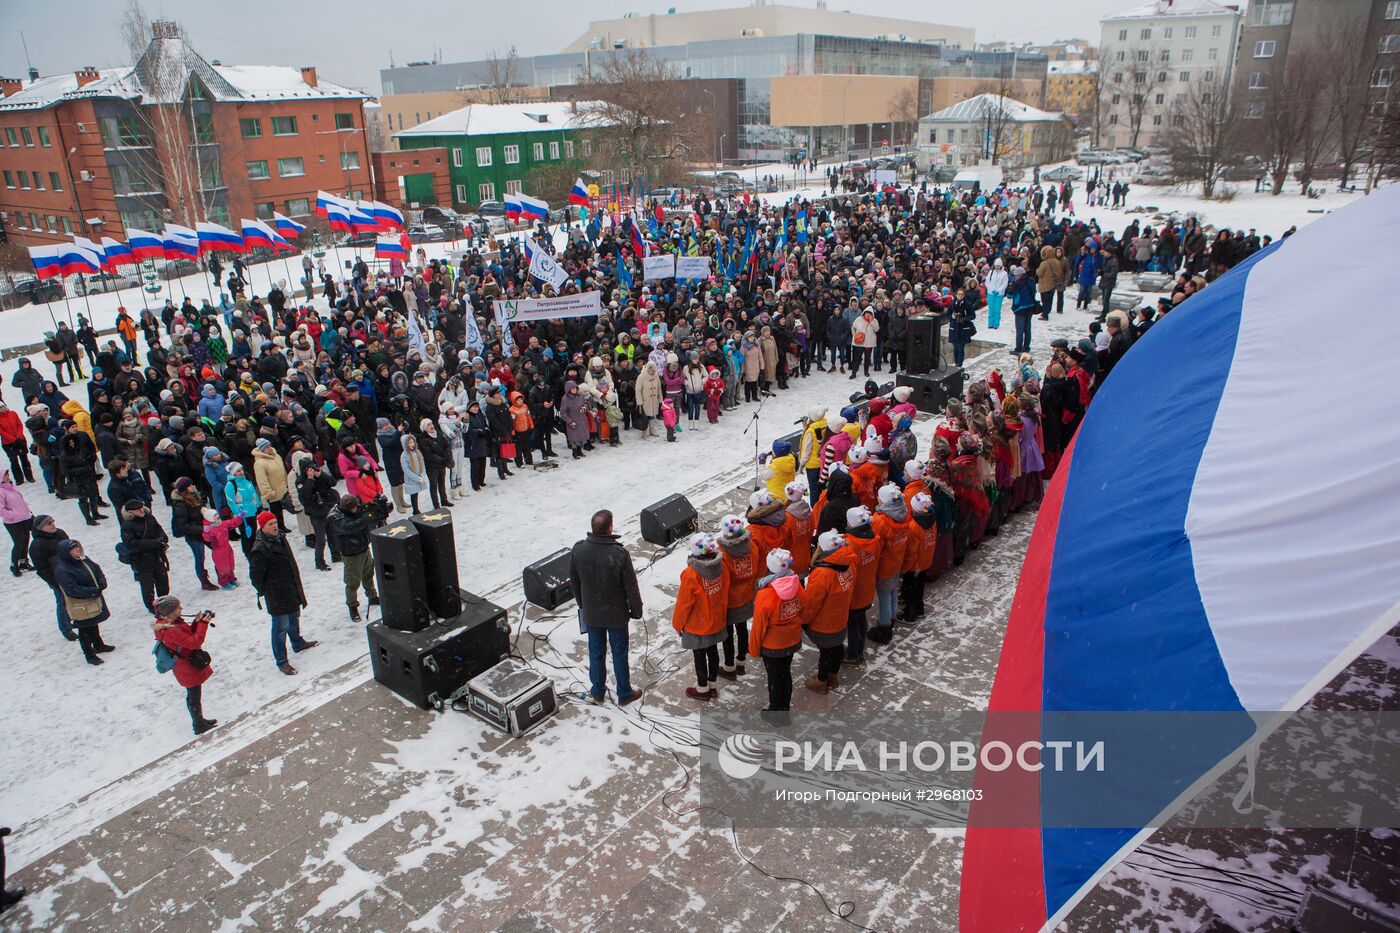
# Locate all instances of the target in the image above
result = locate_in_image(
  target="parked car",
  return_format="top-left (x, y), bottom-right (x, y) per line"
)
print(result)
top-left (421, 206), bottom-right (460, 227)
top-left (477, 200), bottom-right (505, 216)
top-left (162, 259), bottom-right (200, 278)
top-left (406, 224), bottom-right (446, 243)
top-left (344, 232), bottom-right (378, 249)
top-left (74, 271), bottom-right (140, 295)
top-left (3, 277), bottom-right (64, 307)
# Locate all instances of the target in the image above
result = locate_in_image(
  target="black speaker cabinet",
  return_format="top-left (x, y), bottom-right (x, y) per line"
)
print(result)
top-left (370, 520), bottom-right (430, 632)
top-left (366, 589), bottom-right (510, 710)
top-left (409, 509), bottom-right (462, 619)
top-left (523, 548), bottom-right (574, 610)
top-left (640, 493), bottom-right (698, 546)
top-left (896, 368), bottom-right (966, 415)
top-left (906, 313), bottom-right (946, 375)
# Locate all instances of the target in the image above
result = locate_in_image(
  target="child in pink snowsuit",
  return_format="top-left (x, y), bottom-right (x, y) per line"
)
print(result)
top-left (202, 507), bottom-right (242, 589)
top-left (703, 370), bottom-right (724, 424)
top-left (661, 397), bottom-right (679, 442)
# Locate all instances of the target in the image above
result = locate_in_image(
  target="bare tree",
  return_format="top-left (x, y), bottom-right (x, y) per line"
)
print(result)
top-left (1085, 53), bottom-right (1114, 149)
top-left (1112, 47), bottom-right (1166, 148)
top-left (973, 58), bottom-right (1022, 164)
top-left (573, 50), bottom-right (687, 187)
top-left (890, 84), bottom-right (920, 148)
top-left (1369, 83), bottom-right (1400, 188)
top-left (1319, 19), bottom-right (1381, 187)
top-left (482, 47), bottom-right (521, 106)
top-left (1247, 46), bottom-right (1331, 195)
top-left (1166, 77), bottom-right (1241, 198)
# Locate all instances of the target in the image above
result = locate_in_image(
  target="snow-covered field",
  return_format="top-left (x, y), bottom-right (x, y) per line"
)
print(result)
top-left (0, 182), bottom-right (1378, 872)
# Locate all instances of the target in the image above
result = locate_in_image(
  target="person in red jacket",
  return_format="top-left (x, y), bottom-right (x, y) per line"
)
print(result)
top-left (702, 368), bottom-right (725, 424)
top-left (848, 444), bottom-right (880, 510)
top-left (865, 397), bottom-right (894, 449)
top-left (802, 529), bottom-right (856, 693)
top-left (150, 595), bottom-right (218, 735)
top-left (0, 402), bottom-right (34, 484)
top-left (748, 548), bottom-right (803, 715)
top-left (843, 505), bottom-right (881, 664)
top-left (869, 483), bottom-right (910, 645)
top-left (672, 533), bottom-right (729, 701)
top-left (901, 492), bottom-right (937, 624)
top-left (716, 515), bottom-right (756, 679)
top-left (745, 490), bottom-right (789, 570)
top-left (782, 480), bottom-right (813, 574)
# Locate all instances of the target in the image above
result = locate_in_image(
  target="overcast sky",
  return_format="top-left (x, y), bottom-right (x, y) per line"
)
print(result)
top-left (1, 0), bottom-right (1130, 94)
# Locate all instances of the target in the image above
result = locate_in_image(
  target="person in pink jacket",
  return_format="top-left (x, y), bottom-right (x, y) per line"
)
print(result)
top-left (201, 507), bottom-right (242, 590)
top-left (336, 438), bottom-right (379, 490)
top-left (1, 468), bottom-right (33, 577)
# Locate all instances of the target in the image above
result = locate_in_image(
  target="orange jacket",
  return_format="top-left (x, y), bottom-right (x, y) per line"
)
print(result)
top-left (872, 511), bottom-right (910, 580)
top-left (749, 576), bottom-right (805, 656)
top-left (844, 530), bottom-right (881, 609)
top-left (902, 479), bottom-right (930, 511)
top-left (851, 461), bottom-right (882, 510)
top-left (720, 543), bottom-right (758, 609)
top-left (508, 395), bottom-right (534, 433)
top-left (672, 563), bottom-right (728, 638)
top-left (785, 508), bottom-right (813, 575)
top-left (801, 546), bottom-right (856, 635)
top-left (904, 516), bottom-right (937, 574)
top-left (747, 520), bottom-right (787, 573)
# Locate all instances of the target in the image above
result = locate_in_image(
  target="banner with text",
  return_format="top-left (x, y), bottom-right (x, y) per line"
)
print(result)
top-left (493, 292), bottom-right (602, 331)
top-left (675, 255), bottom-right (713, 280)
top-left (643, 254), bottom-right (676, 281)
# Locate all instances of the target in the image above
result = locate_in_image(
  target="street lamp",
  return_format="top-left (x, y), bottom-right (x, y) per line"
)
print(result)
top-left (841, 77), bottom-right (855, 163)
top-left (317, 126), bottom-right (375, 200)
top-left (701, 87), bottom-right (721, 167)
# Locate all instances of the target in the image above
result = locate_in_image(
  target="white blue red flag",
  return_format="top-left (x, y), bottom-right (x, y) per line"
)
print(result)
top-left (101, 236), bottom-right (136, 270)
top-left (195, 221), bottom-right (244, 255)
top-left (503, 192), bottom-right (522, 222)
top-left (568, 178), bottom-right (590, 207)
top-left (126, 228), bottom-right (165, 261)
top-left (28, 245), bottom-right (62, 280)
top-left (162, 224), bottom-right (199, 260)
top-left (272, 212), bottom-right (306, 237)
top-left (517, 193), bottom-right (549, 221)
top-left (241, 218), bottom-right (293, 252)
top-left (370, 201), bottom-right (404, 231)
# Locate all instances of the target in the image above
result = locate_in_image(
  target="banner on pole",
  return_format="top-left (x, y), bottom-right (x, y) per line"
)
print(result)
top-left (675, 256), bottom-right (713, 280)
top-left (643, 254), bottom-right (676, 281)
top-left (493, 291), bottom-right (603, 330)
top-left (528, 248), bottom-right (570, 291)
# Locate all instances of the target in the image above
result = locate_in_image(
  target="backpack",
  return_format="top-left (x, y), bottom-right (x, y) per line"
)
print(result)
top-left (115, 541), bottom-right (133, 565)
top-left (153, 640), bottom-right (177, 674)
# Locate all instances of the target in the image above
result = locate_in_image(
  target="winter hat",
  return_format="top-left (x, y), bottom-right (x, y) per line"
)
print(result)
top-left (666, 352), bottom-right (679, 365)
top-left (123, 498), bottom-right (145, 512)
top-left (201, 507), bottom-right (219, 523)
top-left (892, 386), bottom-right (912, 403)
top-left (748, 490), bottom-right (776, 511)
top-left (765, 549), bottom-right (794, 575)
top-left (848, 445), bottom-right (869, 465)
top-left (958, 433), bottom-right (981, 453)
top-left (589, 356), bottom-right (604, 368)
top-left (376, 417), bottom-right (392, 430)
top-left (717, 515), bottom-right (747, 539)
top-left (255, 438), bottom-right (273, 450)
top-left (771, 438), bottom-right (792, 458)
top-left (152, 595), bottom-right (182, 618)
top-left (420, 418), bottom-right (435, 432)
top-left (169, 415), bottom-right (185, 432)
top-left (846, 505), bottom-right (872, 529)
top-left (827, 414), bottom-right (847, 433)
top-left (904, 459), bottom-right (926, 483)
top-left (868, 397), bottom-right (888, 416)
top-left (256, 510), bottom-right (278, 530)
top-left (784, 479), bottom-right (807, 502)
top-left (877, 483), bottom-right (903, 507)
top-left (174, 476), bottom-right (194, 491)
top-left (865, 436), bottom-right (885, 457)
top-left (910, 492), bottom-right (934, 514)
top-left (816, 529), bottom-right (846, 553)
top-left (227, 462), bottom-right (244, 475)
top-left (688, 532), bottom-right (719, 559)
top-left (808, 406), bottom-right (827, 422)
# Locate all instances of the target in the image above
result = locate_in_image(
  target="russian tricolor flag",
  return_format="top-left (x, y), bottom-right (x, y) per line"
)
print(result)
top-left (101, 237), bottom-right (137, 270)
top-left (375, 235), bottom-right (408, 259)
top-left (163, 224), bottom-right (199, 260)
top-left (242, 218), bottom-right (293, 253)
top-left (324, 201), bottom-right (354, 233)
top-left (272, 212), bottom-right (306, 237)
top-left (622, 216), bottom-right (648, 258)
top-left (58, 242), bottom-right (102, 277)
top-left (518, 193), bottom-right (549, 222)
top-left (504, 193), bottom-right (522, 222)
top-left (568, 178), bottom-right (590, 207)
top-left (349, 202), bottom-right (379, 234)
top-left (316, 190), bottom-right (351, 217)
top-left (127, 228), bottom-right (165, 261)
top-left (370, 201), bottom-right (404, 231)
top-left (196, 221), bottom-right (244, 255)
top-left (28, 245), bottom-right (62, 280)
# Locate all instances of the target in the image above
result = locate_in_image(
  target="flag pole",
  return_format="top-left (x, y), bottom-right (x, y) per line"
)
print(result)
top-left (61, 276), bottom-right (75, 329)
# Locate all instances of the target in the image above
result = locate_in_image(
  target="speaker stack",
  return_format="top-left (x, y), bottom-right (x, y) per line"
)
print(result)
top-left (523, 548), bottom-right (574, 611)
top-left (370, 519), bottom-right (431, 633)
top-left (905, 313), bottom-right (946, 375)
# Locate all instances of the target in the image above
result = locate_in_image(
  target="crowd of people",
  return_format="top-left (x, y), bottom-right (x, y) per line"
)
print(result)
top-left (1, 170), bottom-right (1242, 733)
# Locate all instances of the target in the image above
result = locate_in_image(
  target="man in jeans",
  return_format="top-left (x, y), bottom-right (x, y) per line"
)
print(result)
top-left (327, 495), bottom-right (380, 623)
top-left (570, 510), bottom-right (644, 706)
top-left (248, 511), bottom-right (318, 675)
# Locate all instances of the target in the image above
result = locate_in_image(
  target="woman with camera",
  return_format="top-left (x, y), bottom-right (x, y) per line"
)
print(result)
top-left (151, 595), bottom-right (218, 735)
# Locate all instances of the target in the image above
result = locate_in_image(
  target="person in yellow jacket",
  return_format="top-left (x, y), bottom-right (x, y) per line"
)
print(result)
top-left (762, 438), bottom-right (797, 499)
top-left (796, 406), bottom-right (828, 504)
top-left (251, 439), bottom-right (290, 524)
top-left (59, 400), bottom-right (96, 447)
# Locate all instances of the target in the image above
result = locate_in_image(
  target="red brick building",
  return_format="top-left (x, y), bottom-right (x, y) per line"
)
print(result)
top-left (371, 147), bottom-right (451, 210)
top-left (0, 20), bottom-right (372, 248)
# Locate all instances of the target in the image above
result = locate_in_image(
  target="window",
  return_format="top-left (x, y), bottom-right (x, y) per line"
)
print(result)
top-left (475, 146), bottom-right (492, 166)
top-left (581, 139), bottom-right (592, 157)
top-left (1247, 0), bottom-right (1293, 26)
top-left (1152, 114), bottom-right (1164, 125)
top-left (1116, 50), bottom-right (1126, 61)
top-left (199, 157), bottom-right (223, 189)
top-left (1159, 71), bottom-right (1168, 82)
top-left (451, 147), bottom-right (463, 168)
top-left (504, 144), bottom-right (520, 164)
top-left (1155, 92), bottom-right (1165, 104)
top-left (334, 112), bottom-right (354, 130)
top-left (13, 213), bottom-right (23, 229)
top-left (1374, 67), bottom-right (1394, 87)
top-left (100, 116), bottom-right (151, 147)
top-left (2, 171), bottom-right (11, 188)
top-left (17, 171), bottom-right (29, 189)
top-left (455, 184), bottom-right (467, 204)
top-left (1208, 47), bottom-right (1218, 60)
top-left (240, 118), bottom-right (262, 138)
top-left (1134, 71), bottom-right (1147, 83)
top-left (1173, 114), bottom-right (1185, 127)
top-left (34, 173), bottom-right (44, 190)
top-left (532, 142), bottom-right (544, 160)
top-left (278, 157), bottom-right (305, 177)
top-left (505, 179), bottom-right (522, 195)
top-left (1246, 102), bottom-right (1265, 119)
top-left (1389, 0), bottom-right (1400, 18)
top-left (271, 116), bottom-right (298, 136)
top-left (1114, 72), bottom-right (1124, 83)
top-left (45, 214), bottom-right (59, 232)
top-left (1212, 24), bottom-right (1222, 36)
top-left (1204, 69), bottom-right (1215, 81)
top-left (192, 112), bottom-right (215, 144)
top-left (21, 127), bottom-right (33, 146)
top-left (1182, 49), bottom-right (1194, 61)
top-left (1254, 41), bottom-right (1276, 58)
top-left (564, 140), bottom-right (574, 158)
top-left (1141, 28), bottom-right (1152, 39)
top-left (1249, 72), bottom-right (1269, 89)
top-left (208, 204), bottom-right (231, 227)
top-left (1381, 35), bottom-right (1400, 53)
top-left (340, 151), bottom-right (360, 170)
top-left (112, 163), bottom-right (159, 194)
top-left (1160, 49), bottom-right (1170, 61)
top-left (1112, 93), bottom-right (1122, 105)
top-left (1164, 27), bottom-right (1173, 38)
top-left (478, 182), bottom-right (495, 202)
top-left (1180, 70), bottom-right (1190, 81)
top-left (1175, 93), bottom-right (1187, 103)
top-left (1118, 29), bottom-right (1128, 40)
top-left (247, 159), bottom-right (269, 180)
top-left (3, 128), bottom-right (15, 146)
top-left (1109, 114), bottom-right (1119, 124)
top-left (37, 126), bottom-right (50, 147)
top-left (549, 141), bottom-right (560, 159)
top-left (255, 201), bottom-right (275, 220)
top-left (1137, 50), bottom-right (1149, 61)
top-left (1185, 25), bottom-right (1198, 38)
top-left (285, 197), bottom-right (310, 216)
top-left (61, 217), bottom-right (72, 234)
top-left (945, 128), bottom-right (955, 142)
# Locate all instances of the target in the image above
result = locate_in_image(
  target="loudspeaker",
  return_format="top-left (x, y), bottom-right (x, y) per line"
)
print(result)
top-left (640, 493), bottom-right (698, 546)
top-left (523, 548), bottom-right (574, 610)
top-left (366, 589), bottom-right (510, 710)
top-left (370, 520), bottom-right (430, 632)
top-left (896, 369), bottom-right (965, 415)
top-left (410, 509), bottom-right (462, 619)
top-left (906, 314), bottom-right (946, 375)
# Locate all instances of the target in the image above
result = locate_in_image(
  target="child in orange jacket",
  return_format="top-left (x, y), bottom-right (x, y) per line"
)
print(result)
top-left (716, 515), bottom-right (757, 678)
top-left (748, 549), bottom-right (804, 714)
top-left (745, 489), bottom-right (790, 572)
top-left (869, 483), bottom-right (910, 645)
top-left (802, 529), bottom-right (856, 693)
top-left (508, 391), bottom-right (535, 467)
top-left (849, 445), bottom-right (881, 510)
top-left (672, 532), bottom-right (729, 700)
top-left (842, 505), bottom-right (881, 664)
top-left (901, 492), bottom-right (937, 624)
top-left (782, 479), bottom-right (813, 575)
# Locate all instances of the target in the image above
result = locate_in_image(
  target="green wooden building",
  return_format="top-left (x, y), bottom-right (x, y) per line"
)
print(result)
top-left (393, 101), bottom-right (599, 210)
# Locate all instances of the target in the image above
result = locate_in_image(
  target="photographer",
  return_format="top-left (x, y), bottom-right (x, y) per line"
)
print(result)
top-left (151, 596), bottom-right (218, 735)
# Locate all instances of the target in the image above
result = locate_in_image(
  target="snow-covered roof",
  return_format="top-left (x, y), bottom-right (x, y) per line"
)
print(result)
top-left (922, 94), bottom-right (1064, 124)
top-left (0, 70), bottom-right (138, 112)
top-left (394, 101), bottom-right (606, 139)
top-left (211, 65), bottom-right (366, 101)
top-left (1102, 0), bottom-right (1240, 21)
top-left (1048, 60), bottom-right (1098, 76)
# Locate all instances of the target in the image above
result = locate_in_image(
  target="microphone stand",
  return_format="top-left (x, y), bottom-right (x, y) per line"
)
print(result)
top-left (743, 386), bottom-right (770, 491)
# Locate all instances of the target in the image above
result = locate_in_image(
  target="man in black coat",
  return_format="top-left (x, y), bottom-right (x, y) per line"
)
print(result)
top-left (569, 510), bottom-right (643, 706)
top-left (118, 500), bottom-right (170, 612)
top-left (326, 495), bottom-right (380, 622)
top-left (248, 512), bottom-right (317, 674)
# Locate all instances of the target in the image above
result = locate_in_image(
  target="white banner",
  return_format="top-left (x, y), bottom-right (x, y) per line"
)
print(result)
top-left (643, 254), bottom-right (676, 281)
top-left (493, 291), bottom-right (602, 329)
top-left (872, 169), bottom-right (897, 186)
top-left (528, 248), bottom-right (570, 291)
top-left (675, 255), bottom-right (713, 280)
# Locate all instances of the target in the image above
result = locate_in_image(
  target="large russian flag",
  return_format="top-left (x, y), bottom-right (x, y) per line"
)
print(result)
top-left (348, 202), bottom-right (380, 234)
top-left (272, 212), bottom-right (306, 237)
top-left (316, 190), bottom-right (351, 217)
top-left (126, 228), bottom-right (165, 261)
top-left (57, 242), bottom-right (102, 277)
top-left (568, 177), bottom-right (590, 207)
top-left (370, 201), bottom-right (404, 231)
top-left (101, 237), bottom-right (136, 270)
top-left (28, 245), bottom-right (62, 280)
top-left (518, 193), bottom-right (549, 221)
top-left (196, 221), bottom-right (244, 254)
top-left (241, 218), bottom-right (293, 252)
top-left (503, 193), bottom-right (522, 222)
top-left (374, 234), bottom-right (407, 259)
top-left (324, 201), bottom-right (354, 233)
top-left (163, 224), bottom-right (199, 260)
top-left (959, 184), bottom-right (1400, 932)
